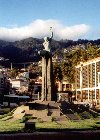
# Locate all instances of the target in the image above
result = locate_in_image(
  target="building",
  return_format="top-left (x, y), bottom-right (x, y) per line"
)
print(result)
top-left (75, 57), bottom-right (100, 105)
top-left (0, 72), bottom-right (10, 94)
top-left (10, 79), bottom-right (28, 93)
top-left (56, 79), bottom-right (73, 92)
top-left (0, 71), bottom-right (10, 104)
top-left (56, 79), bottom-right (74, 102)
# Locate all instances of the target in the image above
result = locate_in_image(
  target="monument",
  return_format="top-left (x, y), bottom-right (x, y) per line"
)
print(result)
top-left (40, 27), bottom-right (54, 101)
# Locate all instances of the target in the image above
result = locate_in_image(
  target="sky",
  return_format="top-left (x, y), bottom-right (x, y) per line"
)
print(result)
top-left (0, 0), bottom-right (100, 41)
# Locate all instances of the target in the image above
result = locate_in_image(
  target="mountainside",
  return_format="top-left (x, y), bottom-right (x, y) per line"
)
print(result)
top-left (0, 37), bottom-right (100, 67)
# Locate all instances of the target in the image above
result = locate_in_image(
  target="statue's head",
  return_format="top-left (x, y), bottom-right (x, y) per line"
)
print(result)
top-left (44, 37), bottom-right (49, 41)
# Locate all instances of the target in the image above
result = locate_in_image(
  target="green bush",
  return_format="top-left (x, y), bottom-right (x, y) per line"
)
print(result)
top-left (52, 117), bottom-right (55, 122)
top-left (0, 112), bottom-right (13, 119)
top-left (79, 111), bottom-right (93, 119)
top-left (21, 115), bottom-right (33, 123)
top-left (2, 108), bottom-right (10, 114)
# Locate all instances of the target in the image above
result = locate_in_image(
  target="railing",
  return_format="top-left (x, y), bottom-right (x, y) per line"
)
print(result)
top-left (58, 106), bottom-right (70, 120)
top-left (32, 93), bottom-right (39, 100)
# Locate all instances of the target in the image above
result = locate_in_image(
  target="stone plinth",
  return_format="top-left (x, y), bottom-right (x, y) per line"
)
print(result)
top-left (40, 50), bottom-right (53, 101)
top-left (25, 121), bottom-right (35, 131)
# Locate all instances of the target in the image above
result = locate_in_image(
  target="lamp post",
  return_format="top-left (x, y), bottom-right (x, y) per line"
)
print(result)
top-left (80, 62), bottom-right (83, 102)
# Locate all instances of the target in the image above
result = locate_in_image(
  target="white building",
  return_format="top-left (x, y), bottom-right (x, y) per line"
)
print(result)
top-left (10, 79), bottom-right (28, 92)
top-left (75, 57), bottom-right (100, 105)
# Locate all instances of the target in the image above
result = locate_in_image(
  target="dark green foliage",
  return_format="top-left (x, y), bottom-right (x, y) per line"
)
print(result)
top-left (61, 60), bottom-right (75, 83)
top-left (0, 37), bottom-right (100, 65)
top-left (0, 111), bottom-right (13, 119)
top-left (53, 63), bottom-right (63, 81)
top-left (2, 108), bottom-right (10, 114)
top-left (21, 115), bottom-right (33, 123)
top-left (10, 67), bottom-right (18, 78)
top-left (1, 37), bottom-right (100, 83)
top-left (62, 43), bottom-right (100, 83)
top-left (79, 111), bottom-right (92, 119)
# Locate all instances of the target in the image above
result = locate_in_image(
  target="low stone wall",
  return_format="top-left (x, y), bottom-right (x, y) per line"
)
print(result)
top-left (0, 131), bottom-right (100, 140)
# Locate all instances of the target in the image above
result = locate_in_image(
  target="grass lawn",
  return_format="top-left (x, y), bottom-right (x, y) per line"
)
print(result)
top-left (0, 120), bottom-right (24, 133)
top-left (36, 119), bottom-right (100, 130)
top-left (0, 118), bottom-right (100, 133)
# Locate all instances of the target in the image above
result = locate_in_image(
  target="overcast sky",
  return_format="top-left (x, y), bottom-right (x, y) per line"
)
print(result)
top-left (0, 0), bottom-right (100, 41)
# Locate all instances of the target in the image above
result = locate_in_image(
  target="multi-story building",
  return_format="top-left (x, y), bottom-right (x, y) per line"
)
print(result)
top-left (75, 57), bottom-right (100, 105)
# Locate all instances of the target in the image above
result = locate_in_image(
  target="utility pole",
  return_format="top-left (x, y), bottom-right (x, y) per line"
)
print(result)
top-left (80, 62), bottom-right (83, 102)
top-left (11, 63), bottom-right (12, 70)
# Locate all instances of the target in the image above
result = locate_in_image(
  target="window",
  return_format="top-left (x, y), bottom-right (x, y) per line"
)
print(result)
top-left (98, 73), bottom-right (100, 83)
top-left (1, 78), bottom-right (4, 85)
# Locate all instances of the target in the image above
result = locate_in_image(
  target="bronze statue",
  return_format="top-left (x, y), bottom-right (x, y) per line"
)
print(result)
top-left (40, 27), bottom-right (54, 101)
top-left (43, 27), bottom-right (53, 52)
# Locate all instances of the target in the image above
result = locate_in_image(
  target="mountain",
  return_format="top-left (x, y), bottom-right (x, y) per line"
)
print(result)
top-left (0, 37), bottom-right (63, 64)
top-left (0, 38), bottom-right (42, 64)
top-left (0, 37), bottom-right (100, 67)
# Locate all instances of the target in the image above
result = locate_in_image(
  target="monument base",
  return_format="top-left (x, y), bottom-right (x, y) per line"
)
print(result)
top-left (40, 50), bottom-right (54, 101)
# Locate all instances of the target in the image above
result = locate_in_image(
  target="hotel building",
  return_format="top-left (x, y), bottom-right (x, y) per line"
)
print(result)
top-left (75, 57), bottom-right (100, 105)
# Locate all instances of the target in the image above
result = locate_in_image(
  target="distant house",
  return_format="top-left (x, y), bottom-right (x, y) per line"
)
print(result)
top-left (10, 79), bottom-right (28, 93)
top-left (0, 71), bottom-right (10, 104)
top-left (33, 76), bottom-right (42, 94)
top-left (16, 71), bottom-right (29, 80)
top-left (56, 78), bottom-right (73, 92)
top-left (0, 72), bottom-right (10, 94)
top-left (55, 79), bottom-right (74, 102)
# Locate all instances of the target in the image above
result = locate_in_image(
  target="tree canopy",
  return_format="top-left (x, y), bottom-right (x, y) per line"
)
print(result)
top-left (54, 43), bottom-right (100, 83)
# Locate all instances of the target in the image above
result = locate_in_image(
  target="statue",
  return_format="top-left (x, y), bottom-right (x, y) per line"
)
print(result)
top-left (43, 27), bottom-right (53, 52)
top-left (40, 27), bottom-right (54, 101)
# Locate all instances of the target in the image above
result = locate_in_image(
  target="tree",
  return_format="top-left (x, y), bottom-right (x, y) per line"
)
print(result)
top-left (68, 48), bottom-right (87, 65)
top-left (62, 60), bottom-right (75, 83)
top-left (86, 43), bottom-right (98, 59)
top-left (10, 68), bottom-right (18, 78)
top-left (53, 63), bottom-right (63, 82)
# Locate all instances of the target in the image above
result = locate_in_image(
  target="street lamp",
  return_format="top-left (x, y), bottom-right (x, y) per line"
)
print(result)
top-left (80, 62), bottom-right (83, 102)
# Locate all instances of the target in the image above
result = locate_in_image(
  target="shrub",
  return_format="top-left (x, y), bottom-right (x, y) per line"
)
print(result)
top-left (2, 108), bottom-right (10, 114)
top-left (0, 111), bottom-right (13, 119)
top-left (21, 115), bottom-right (33, 123)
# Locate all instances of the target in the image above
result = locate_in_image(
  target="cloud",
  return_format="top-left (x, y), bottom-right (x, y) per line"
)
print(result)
top-left (0, 19), bottom-right (90, 41)
top-left (89, 28), bottom-right (100, 40)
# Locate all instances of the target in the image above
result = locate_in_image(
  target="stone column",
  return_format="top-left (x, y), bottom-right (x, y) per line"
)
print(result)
top-left (42, 57), bottom-right (46, 101)
top-left (47, 56), bottom-right (52, 100)
top-left (41, 55), bottom-right (53, 101)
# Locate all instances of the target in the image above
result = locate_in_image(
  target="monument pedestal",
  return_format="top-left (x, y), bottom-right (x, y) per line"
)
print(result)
top-left (40, 50), bottom-right (53, 101)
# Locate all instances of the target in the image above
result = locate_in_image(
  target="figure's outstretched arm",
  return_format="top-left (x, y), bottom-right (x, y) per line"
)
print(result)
top-left (50, 27), bottom-right (53, 39)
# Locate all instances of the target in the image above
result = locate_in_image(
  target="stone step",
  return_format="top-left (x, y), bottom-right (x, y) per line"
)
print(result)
top-left (65, 113), bottom-right (80, 120)
top-left (39, 116), bottom-right (52, 122)
top-left (48, 109), bottom-right (60, 117)
top-left (53, 115), bottom-right (68, 121)
top-left (26, 110), bottom-right (48, 118)
top-left (25, 110), bottom-right (36, 115)
top-left (13, 105), bottom-right (29, 115)
top-left (26, 102), bottom-right (48, 110)
top-left (48, 102), bottom-right (61, 109)
top-left (13, 112), bottom-right (25, 119)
